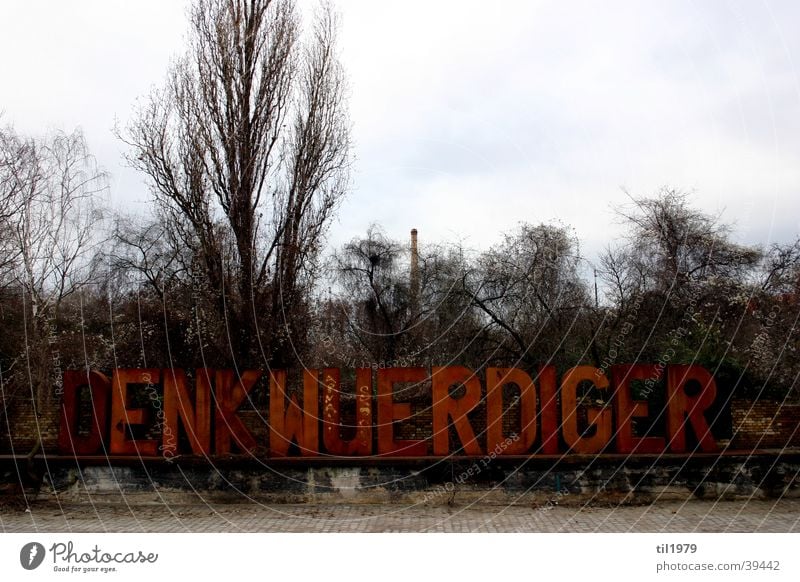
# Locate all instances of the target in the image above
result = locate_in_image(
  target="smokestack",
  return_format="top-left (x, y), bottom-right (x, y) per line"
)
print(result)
top-left (410, 228), bottom-right (419, 313)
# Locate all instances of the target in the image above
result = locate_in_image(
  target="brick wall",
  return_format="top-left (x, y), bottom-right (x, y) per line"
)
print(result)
top-left (730, 399), bottom-right (800, 450)
top-left (2, 392), bottom-right (61, 453)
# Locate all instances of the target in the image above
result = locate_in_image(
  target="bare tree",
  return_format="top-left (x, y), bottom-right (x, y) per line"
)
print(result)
top-left (0, 126), bottom-right (107, 460)
top-left (611, 188), bottom-right (760, 297)
top-left (465, 222), bottom-right (591, 366)
top-left (759, 238), bottom-right (800, 295)
top-left (594, 188), bottom-right (769, 393)
top-left (120, 0), bottom-right (351, 365)
top-left (329, 225), bottom-right (478, 367)
top-left (0, 130), bottom-right (24, 279)
top-left (331, 225), bottom-right (411, 363)
top-left (107, 214), bottom-right (189, 300)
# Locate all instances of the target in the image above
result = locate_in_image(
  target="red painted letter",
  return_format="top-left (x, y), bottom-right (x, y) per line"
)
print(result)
top-left (432, 366), bottom-right (482, 456)
top-left (58, 370), bottom-right (110, 455)
top-left (538, 365), bottom-right (559, 454)
top-left (162, 368), bottom-right (211, 456)
top-left (215, 369), bottom-right (261, 454)
top-left (667, 365), bottom-right (718, 453)
top-left (376, 368), bottom-right (427, 456)
top-left (269, 369), bottom-right (319, 457)
top-left (561, 366), bottom-right (612, 454)
top-left (110, 369), bottom-right (160, 456)
top-left (322, 368), bottom-right (372, 456)
top-left (612, 364), bottom-right (666, 454)
top-left (486, 367), bottom-right (536, 455)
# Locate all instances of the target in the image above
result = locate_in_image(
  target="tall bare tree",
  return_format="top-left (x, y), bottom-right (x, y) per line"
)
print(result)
top-left (120, 0), bottom-right (351, 365)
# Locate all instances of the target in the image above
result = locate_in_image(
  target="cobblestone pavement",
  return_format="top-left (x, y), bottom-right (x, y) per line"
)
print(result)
top-left (2, 499), bottom-right (799, 532)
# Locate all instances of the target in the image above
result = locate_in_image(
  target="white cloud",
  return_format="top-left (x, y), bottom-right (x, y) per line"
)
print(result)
top-left (1, 0), bottom-right (797, 258)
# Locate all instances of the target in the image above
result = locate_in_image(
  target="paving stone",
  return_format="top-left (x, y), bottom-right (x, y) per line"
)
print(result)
top-left (1, 499), bottom-right (799, 533)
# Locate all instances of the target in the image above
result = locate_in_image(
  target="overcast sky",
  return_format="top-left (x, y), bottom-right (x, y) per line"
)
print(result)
top-left (1, 0), bottom-right (798, 264)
